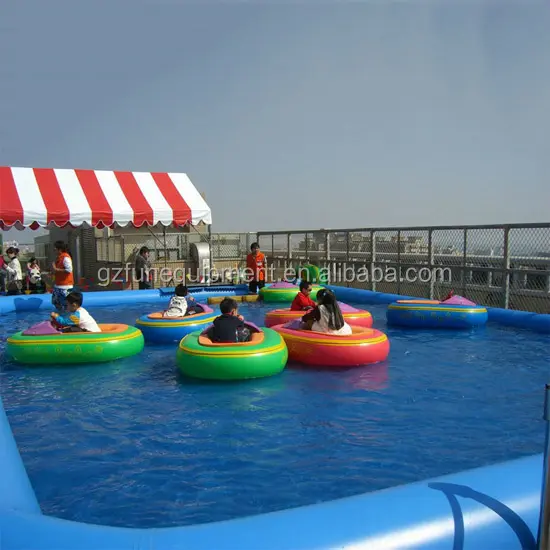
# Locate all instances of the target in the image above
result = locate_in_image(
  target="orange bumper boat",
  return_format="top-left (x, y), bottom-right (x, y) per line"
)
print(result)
top-left (265, 302), bottom-right (373, 329)
top-left (272, 320), bottom-right (389, 367)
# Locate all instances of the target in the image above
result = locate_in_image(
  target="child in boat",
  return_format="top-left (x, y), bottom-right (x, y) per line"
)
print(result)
top-left (50, 291), bottom-right (101, 333)
top-left (290, 280), bottom-right (316, 311)
top-left (163, 284), bottom-right (199, 317)
top-left (207, 297), bottom-right (251, 343)
top-left (301, 288), bottom-right (352, 335)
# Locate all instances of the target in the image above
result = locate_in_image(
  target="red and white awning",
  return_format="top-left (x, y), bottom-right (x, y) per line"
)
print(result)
top-left (0, 166), bottom-right (212, 230)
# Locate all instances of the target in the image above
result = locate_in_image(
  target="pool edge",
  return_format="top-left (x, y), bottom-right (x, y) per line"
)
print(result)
top-left (1, 284), bottom-right (547, 548)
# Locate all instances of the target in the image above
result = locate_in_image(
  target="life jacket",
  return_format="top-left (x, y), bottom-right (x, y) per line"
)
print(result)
top-left (55, 252), bottom-right (74, 287)
top-left (246, 252), bottom-right (266, 281)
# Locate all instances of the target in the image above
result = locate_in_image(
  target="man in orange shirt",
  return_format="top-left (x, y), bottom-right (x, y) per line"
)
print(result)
top-left (246, 242), bottom-right (267, 294)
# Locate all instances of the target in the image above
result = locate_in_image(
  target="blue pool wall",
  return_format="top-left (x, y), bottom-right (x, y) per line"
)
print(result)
top-left (1, 283), bottom-right (548, 334)
top-left (327, 285), bottom-right (550, 334)
top-left (1, 283), bottom-right (548, 549)
top-left (0, 393), bottom-right (544, 550)
top-left (0, 284), bottom-right (250, 315)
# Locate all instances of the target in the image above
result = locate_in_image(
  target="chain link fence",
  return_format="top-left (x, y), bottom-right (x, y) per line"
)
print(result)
top-left (47, 223), bottom-right (550, 313)
top-left (90, 229), bottom-right (258, 290)
top-left (258, 224), bottom-right (550, 314)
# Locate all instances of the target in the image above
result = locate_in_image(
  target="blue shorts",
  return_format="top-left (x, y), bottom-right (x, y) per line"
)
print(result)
top-left (52, 287), bottom-right (73, 311)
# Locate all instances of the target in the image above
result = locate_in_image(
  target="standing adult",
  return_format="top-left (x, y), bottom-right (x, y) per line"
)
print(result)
top-left (246, 242), bottom-right (267, 294)
top-left (0, 251), bottom-right (6, 293)
top-left (134, 246), bottom-right (152, 290)
top-left (4, 247), bottom-right (23, 295)
top-left (51, 241), bottom-right (74, 311)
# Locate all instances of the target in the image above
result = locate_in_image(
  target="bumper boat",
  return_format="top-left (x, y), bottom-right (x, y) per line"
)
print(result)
top-left (272, 320), bottom-right (389, 367)
top-left (386, 296), bottom-right (488, 329)
top-left (259, 281), bottom-right (324, 303)
top-left (177, 323), bottom-right (288, 380)
top-left (265, 302), bottom-right (373, 328)
top-left (135, 304), bottom-right (217, 344)
top-left (6, 322), bottom-right (144, 364)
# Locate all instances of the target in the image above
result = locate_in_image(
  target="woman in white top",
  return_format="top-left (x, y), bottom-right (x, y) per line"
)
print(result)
top-left (4, 247), bottom-right (23, 295)
top-left (301, 288), bottom-right (352, 335)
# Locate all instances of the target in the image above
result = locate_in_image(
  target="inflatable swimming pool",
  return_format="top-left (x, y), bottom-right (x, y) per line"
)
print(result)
top-left (387, 298), bottom-right (489, 329)
top-left (272, 321), bottom-right (389, 367)
top-left (176, 323), bottom-right (288, 380)
top-left (6, 322), bottom-right (144, 364)
top-left (259, 282), bottom-right (324, 303)
top-left (135, 304), bottom-right (217, 344)
top-left (264, 302), bottom-right (373, 328)
top-left (1, 285), bottom-right (549, 550)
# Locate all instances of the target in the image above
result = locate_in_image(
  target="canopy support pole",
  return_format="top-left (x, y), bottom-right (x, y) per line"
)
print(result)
top-left (208, 224), bottom-right (213, 287)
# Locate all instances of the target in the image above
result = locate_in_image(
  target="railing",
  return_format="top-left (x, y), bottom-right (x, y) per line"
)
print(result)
top-left (257, 223), bottom-right (550, 314)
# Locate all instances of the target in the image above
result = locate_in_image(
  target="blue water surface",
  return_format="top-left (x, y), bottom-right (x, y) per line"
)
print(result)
top-left (0, 298), bottom-right (548, 528)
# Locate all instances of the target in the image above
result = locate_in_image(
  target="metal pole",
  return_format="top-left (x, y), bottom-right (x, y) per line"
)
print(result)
top-left (207, 225), bottom-right (213, 287)
top-left (537, 384), bottom-right (550, 550)
top-left (397, 230), bottom-right (402, 296)
top-left (502, 226), bottom-right (511, 309)
top-left (461, 229), bottom-right (468, 297)
top-left (428, 229), bottom-right (434, 300)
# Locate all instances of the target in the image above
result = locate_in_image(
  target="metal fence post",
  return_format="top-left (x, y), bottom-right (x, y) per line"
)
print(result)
top-left (325, 230), bottom-right (330, 284)
top-left (428, 229), bottom-right (434, 300)
top-left (287, 233), bottom-right (292, 265)
top-left (371, 230), bottom-right (376, 292)
top-left (397, 230), bottom-right (402, 295)
top-left (537, 384), bottom-right (550, 550)
top-left (345, 231), bottom-right (350, 287)
top-left (462, 229), bottom-right (468, 297)
top-left (162, 227), bottom-right (168, 271)
top-left (503, 226), bottom-right (511, 309)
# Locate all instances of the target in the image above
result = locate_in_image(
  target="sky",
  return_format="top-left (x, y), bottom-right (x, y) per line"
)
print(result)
top-left (1, 0), bottom-right (549, 239)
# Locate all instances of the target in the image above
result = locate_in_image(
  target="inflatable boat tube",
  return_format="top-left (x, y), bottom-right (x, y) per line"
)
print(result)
top-left (260, 282), bottom-right (324, 303)
top-left (176, 323), bottom-right (288, 380)
top-left (264, 302), bottom-right (373, 328)
top-left (6, 323), bottom-right (144, 364)
top-left (272, 321), bottom-right (389, 367)
top-left (387, 300), bottom-right (488, 329)
top-left (135, 304), bottom-right (216, 344)
top-left (297, 264), bottom-right (328, 284)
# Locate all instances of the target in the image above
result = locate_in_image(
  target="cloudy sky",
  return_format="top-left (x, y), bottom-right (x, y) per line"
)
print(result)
top-left (1, 0), bottom-right (548, 238)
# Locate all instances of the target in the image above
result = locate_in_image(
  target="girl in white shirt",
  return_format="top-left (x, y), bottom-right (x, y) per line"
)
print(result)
top-left (301, 288), bottom-right (352, 335)
top-left (4, 247), bottom-right (23, 295)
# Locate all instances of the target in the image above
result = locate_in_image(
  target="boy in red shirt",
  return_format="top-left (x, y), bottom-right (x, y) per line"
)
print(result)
top-left (290, 280), bottom-right (316, 310)
top-left (246, 242), bottom-right (267, 294)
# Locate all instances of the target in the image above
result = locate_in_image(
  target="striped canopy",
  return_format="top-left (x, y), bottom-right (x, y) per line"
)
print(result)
top-left (0, 166), bottom-right (212, 229)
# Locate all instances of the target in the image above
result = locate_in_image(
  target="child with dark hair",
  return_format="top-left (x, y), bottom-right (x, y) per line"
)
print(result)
top-left (134, 246), bottom-right (152, 290)
top-left (51, 241), bottom-right (74, 311)
top-left (50, 291), bottom-right (101, 333)
top-left (301, 288), bottom-right (352, 335)
top-left (246, 242), bottom-right (266, 294)
top-left (208, 297), bottom-right (251, 343)
top-left (163, 284), bottom-right (199, 317)
top-left (290, 280), bottom-right (316, 311)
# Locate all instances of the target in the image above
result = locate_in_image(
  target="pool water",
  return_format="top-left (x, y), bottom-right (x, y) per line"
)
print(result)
top-left (0, 299), bottom-right (548, 528)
